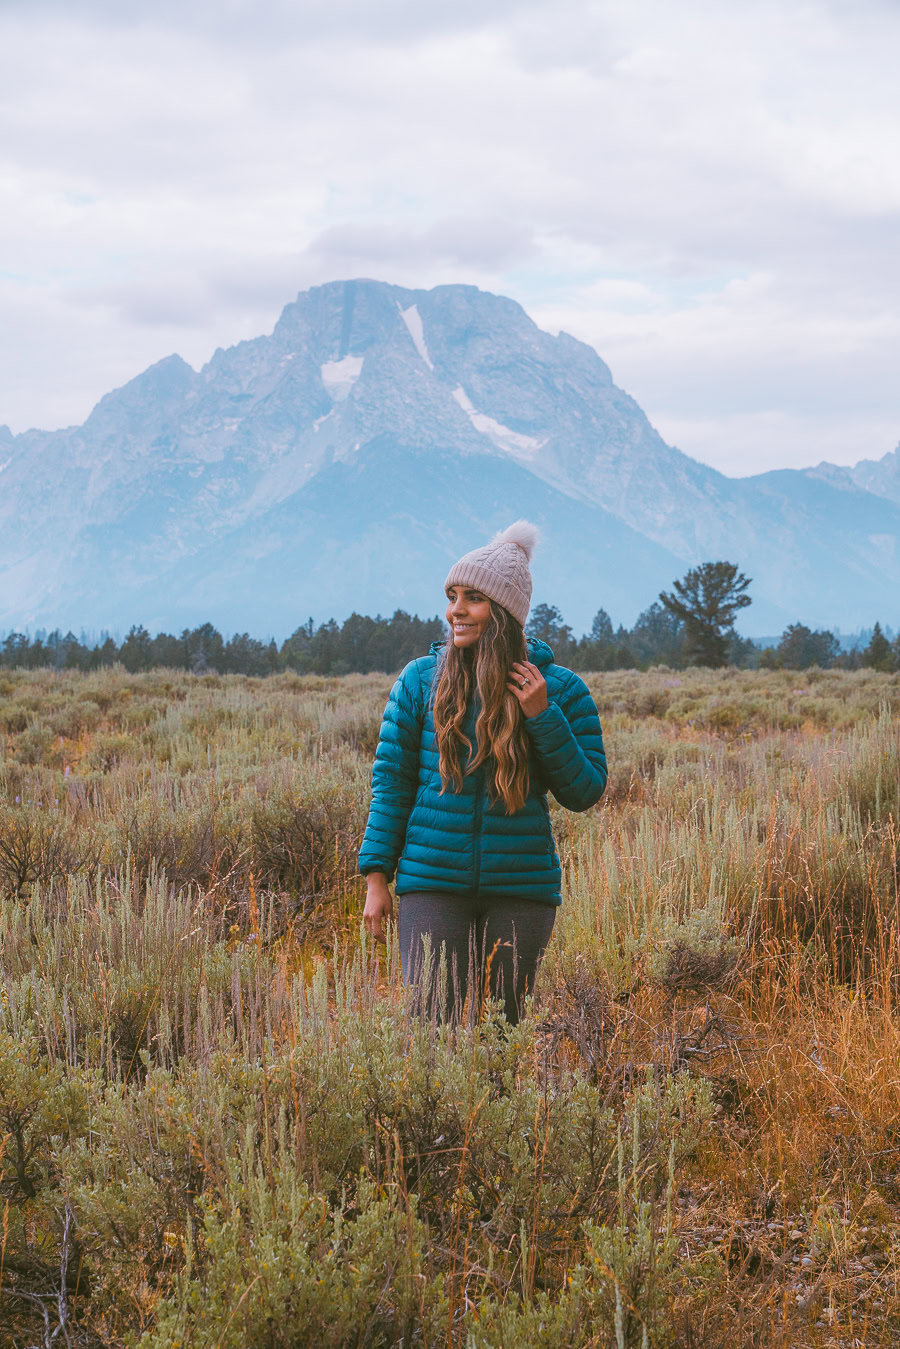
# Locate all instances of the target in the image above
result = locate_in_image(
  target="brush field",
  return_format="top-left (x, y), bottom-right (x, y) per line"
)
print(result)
top-left (1, 664), bottom-right (899, 1347)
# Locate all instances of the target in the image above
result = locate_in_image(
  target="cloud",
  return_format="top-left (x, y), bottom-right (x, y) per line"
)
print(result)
top-left (69, 217), bottom-right (536, 333)
top-left (307, 218), bottom-right (536, 271)
top-left (0, 0), bottom-right (898, 473)
top-left (656, 409), bottom-right (900, 476)
top-left (1, 0), bottom-right (545, 46)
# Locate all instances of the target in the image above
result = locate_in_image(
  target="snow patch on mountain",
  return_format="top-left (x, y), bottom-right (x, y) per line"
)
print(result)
top-left (321, 355), bottom-right (363, 401)
top-left (452, 386), bottom-right (545, 461)
top-left (398, 303), bottom-right (434, 369)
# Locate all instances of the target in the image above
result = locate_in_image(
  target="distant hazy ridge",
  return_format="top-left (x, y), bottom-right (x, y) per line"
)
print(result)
top-left (1, 279), bottom-right (898, 635)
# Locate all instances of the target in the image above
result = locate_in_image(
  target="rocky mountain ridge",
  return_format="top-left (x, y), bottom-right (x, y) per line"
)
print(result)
top-left (807, 445), bottom-right (900, 506)
top-left (1, 278), bottom-right (898, 636)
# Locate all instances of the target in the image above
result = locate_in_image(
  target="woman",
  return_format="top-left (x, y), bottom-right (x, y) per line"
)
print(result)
top-left (359, 521), bottom-right (607, 1024)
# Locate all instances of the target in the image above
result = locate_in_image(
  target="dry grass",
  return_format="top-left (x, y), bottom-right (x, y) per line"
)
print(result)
top-left (0, 663), bottom-right (898, 1346)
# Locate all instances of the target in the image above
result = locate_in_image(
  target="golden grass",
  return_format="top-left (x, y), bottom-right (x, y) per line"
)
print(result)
top-left (0, 663), bottom-right (898, 1346)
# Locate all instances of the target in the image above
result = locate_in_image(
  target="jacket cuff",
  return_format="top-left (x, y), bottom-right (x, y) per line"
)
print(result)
top-left (359, 861), bottom-right (396, 882)
top-left (523, 702), bottom-right (568, 743)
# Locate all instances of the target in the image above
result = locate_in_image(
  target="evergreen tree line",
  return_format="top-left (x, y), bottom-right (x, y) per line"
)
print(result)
top-left (524, 606), bottom-right (900, 673)
top-left (0, 613), bottom-right (447, 677)
top-left (3, 609), bottom-right (897, 677)
top-left (2, 560), bottom-right (898, 675)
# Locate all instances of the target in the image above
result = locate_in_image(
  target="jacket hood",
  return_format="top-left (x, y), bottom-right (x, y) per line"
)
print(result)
top-left (428, 636), bottom-right (555, 667)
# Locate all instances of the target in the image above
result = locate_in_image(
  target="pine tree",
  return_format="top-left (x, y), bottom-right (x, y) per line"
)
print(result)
top-left (525, 603), bottom-right (573, 656)
top-left (659, 562), bottom-right (752, 668)
top-left (119, 625), bottom-right (153, 673)
top-left (863, 621), bottom-right (896, 672)
top-left (630, 602), bottom-right (684, 668)
top-left (589, 609), bottom-right (614, 642)
top-left (776, 623), bottom-right (840, 670)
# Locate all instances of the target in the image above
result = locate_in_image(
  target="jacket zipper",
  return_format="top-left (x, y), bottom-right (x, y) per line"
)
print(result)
top-left (472, 763), bottom-right (485, 894)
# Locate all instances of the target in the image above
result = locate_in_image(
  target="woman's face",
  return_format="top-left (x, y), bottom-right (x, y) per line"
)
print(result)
top-left (445, 586), bottom-right (492, 649)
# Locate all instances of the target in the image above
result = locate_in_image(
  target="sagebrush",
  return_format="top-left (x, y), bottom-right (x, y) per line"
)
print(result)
top-left (1, 664), bottom-right (899, 1346)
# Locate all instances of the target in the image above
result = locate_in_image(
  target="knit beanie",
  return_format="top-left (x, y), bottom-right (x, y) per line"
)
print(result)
top-left (444, 520), bottom-right (540, 627)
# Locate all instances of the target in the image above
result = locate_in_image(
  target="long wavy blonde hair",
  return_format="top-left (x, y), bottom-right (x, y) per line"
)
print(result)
top-left (433, 601), bottom-right (531, 814)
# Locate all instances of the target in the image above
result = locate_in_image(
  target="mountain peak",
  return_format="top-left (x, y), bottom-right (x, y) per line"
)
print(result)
top-left (0, 278), bottom-right (898, 635)
top-left (87, 352), bottom-right (195, 412)
top-left (812, 441), bottom-right (900, 506)
top-left (77, 352), bottom-right (198, 450)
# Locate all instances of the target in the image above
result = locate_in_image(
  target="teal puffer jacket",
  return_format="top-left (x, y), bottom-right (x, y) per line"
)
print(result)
top-left (358, 639), bottom-right (607, 906)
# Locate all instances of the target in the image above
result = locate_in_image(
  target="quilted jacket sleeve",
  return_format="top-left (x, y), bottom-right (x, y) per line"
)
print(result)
top-left (523, 670), bottom-right (607, 811)
top-left (357, 661), bottom-right (424, 881)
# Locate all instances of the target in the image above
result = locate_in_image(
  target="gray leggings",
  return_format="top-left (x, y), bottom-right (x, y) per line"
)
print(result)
top-left (397, 891), bottom-right (556, 1025)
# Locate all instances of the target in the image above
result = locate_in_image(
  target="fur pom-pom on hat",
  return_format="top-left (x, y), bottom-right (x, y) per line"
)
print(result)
top-left (444, 519), bottom-right (540, 627)
top-left (489, 519), bottom-right (540, 563)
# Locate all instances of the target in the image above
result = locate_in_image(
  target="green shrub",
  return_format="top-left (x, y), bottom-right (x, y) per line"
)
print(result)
top-left (137, 1172), bottom-right (445, 1349)
top-left (0, 701), bottom-right (30, 733)
top-left (0, 804), bottom-right (94, 897)
top-left (646, 901), bottom-right (741, 995)
top-left (47, 698), bottom-right (102, 738)
top-left (86, 733), bottom-right (141, 771)
top-left (114, 797), bottom-right (241, 891)
top-left (0, 1028), bottom-right (89, 1201)
top-left (250, 779), bottom-right (363, 898)
top-left (13, 723), bottom-right (57, 765)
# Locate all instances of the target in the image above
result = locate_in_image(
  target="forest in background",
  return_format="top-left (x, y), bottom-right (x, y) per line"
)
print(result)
top-left (1, 602), bottom-right (898, 676)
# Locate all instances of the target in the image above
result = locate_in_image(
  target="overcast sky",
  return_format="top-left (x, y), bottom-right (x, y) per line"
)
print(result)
top-left (1, 0), bottom-right (898, 474)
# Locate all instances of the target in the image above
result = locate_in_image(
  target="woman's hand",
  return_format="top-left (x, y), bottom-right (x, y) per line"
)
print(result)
top-left (507, 660), bottom-right (549, 719)
top-left (363, 872), bottom-right (394, 942)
